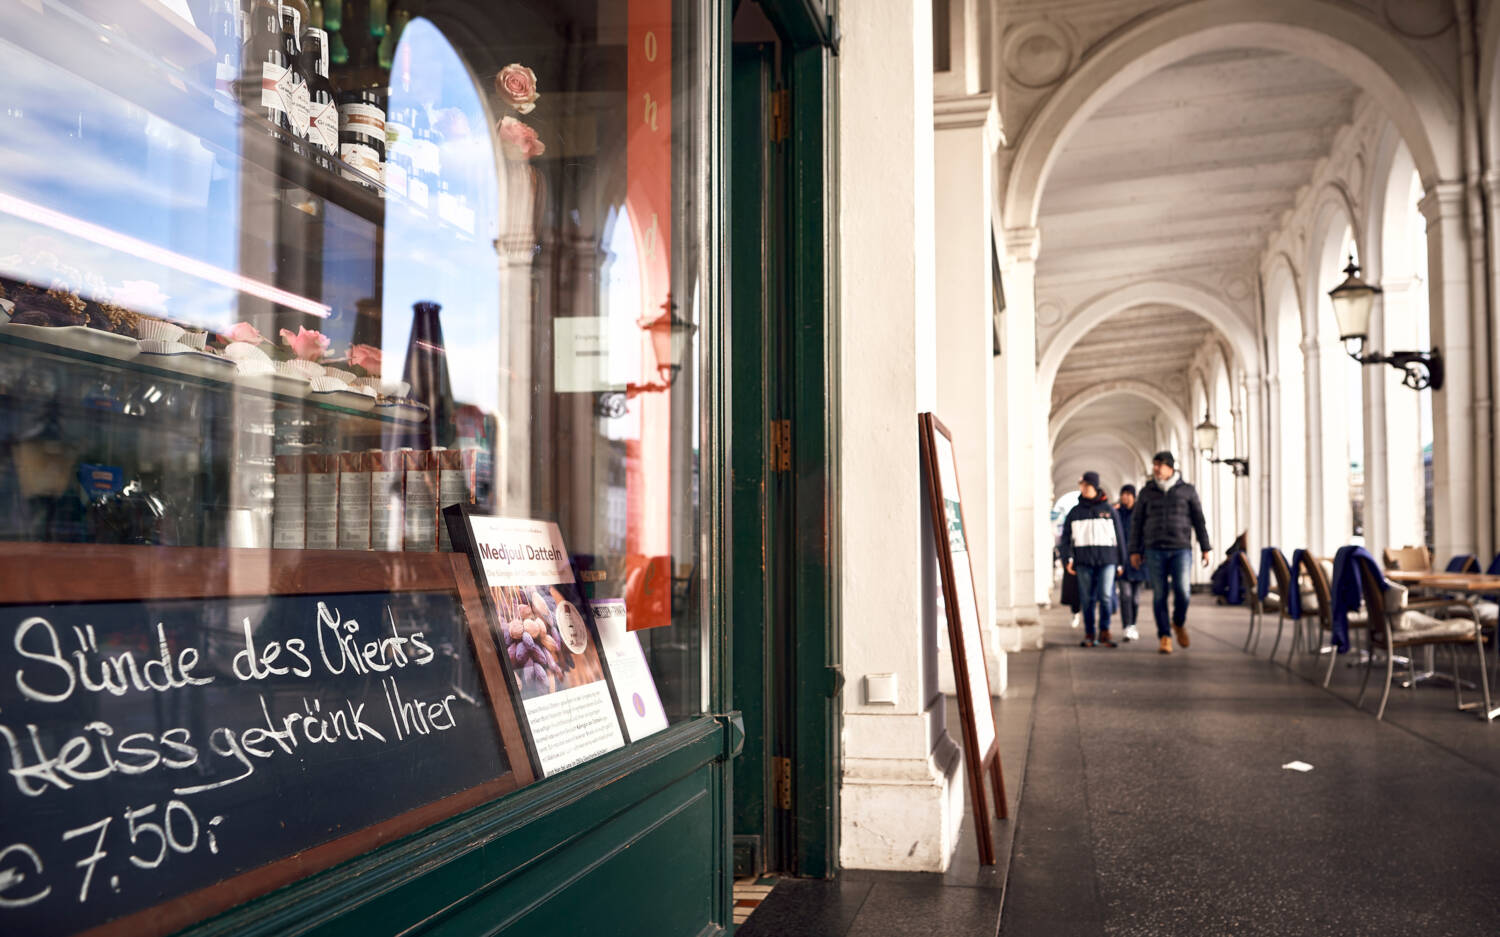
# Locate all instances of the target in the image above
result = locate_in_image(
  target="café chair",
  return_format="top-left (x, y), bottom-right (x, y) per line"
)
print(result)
top-left (1273, 549), bottom-right (1321, 666)
top-left (1237, 552), bottom-right (1275, 651)
top-left (1382, 545), bottom-right (1432, 572)
top-left (1353, 558), bottom-right (1491, 720)
top-left (1301, 555), bottom-right (1365, 687)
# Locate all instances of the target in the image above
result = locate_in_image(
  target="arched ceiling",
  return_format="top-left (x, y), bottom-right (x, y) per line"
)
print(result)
top-left (1050, 304), bottom-right (1216, 410)
top-left (1036, 48), bottom-right (1361, 286)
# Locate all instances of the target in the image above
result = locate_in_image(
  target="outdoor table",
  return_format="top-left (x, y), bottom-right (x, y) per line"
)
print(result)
top-left (1387, 571), bottom-right (1500, 719)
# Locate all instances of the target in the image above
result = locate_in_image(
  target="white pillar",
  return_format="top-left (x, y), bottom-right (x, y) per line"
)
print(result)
top-left (1302, 338), bottom-right (1327, 554)
top-left (934, 92), bottom-right (1005, 691)
top-left (1487, 168), bottom-right (1500, 559)
top-left (1419, 182), bottom-right (1478, 559)
top-left (1265, 374), bottom-right (1282, 547)
top-left (837, 0), bottom-right (963, 874)
top-left (1375, 277), bottom-right (1426, 552)
top-left (993, 226), bottom-right (1041, 650)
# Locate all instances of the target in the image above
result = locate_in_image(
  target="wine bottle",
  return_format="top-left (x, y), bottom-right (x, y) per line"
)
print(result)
top-left (240, 0), bottom-right (294, 138)
top-left (279, 6), bottom-right (310, 146)
top-left (323, 0), bottom-right (341, 31)
top-left (302, 26), bottom-right (338, 167)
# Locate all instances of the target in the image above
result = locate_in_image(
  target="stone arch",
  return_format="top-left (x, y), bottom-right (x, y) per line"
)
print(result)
top-left (1049, 379), bottom-right (1192, 452)
top-left (1480, 2), bottom-right (1500, 171)
top-left (1054, 424), bottom-right (1153, 475)
top-left (1303, 188), bottom-right (1361, 338)
top-left (1038, 279), bottom-right (1257, 395)
top-left (1004, 0), bottom-right (1460, 232)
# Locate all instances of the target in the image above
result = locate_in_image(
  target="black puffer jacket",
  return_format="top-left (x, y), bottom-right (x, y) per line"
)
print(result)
top-left (1059, 493), bottom-right (1127, 568)
top-left (1128, 475), bottom-right (1211, 554)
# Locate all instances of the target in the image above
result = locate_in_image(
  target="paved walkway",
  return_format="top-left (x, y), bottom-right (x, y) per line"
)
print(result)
top-left (1000, 596), bottom-right (1500, 937)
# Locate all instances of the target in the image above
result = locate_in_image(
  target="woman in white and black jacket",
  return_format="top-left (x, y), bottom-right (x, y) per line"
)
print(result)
top-left (1058, 471), bottom-right (1128, 647)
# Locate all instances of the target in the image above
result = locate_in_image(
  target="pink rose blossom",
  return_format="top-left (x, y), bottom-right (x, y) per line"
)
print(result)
top-left (495, 64), bottom-right (539, 114)
top-left (348, 343), bottom-right (383, 375)
top-left (227, 321), bottom-right (265, 344)
top-left (498, 116), bottom-right (545, 161)
top-left (279, 326), bottom-right (330, 361)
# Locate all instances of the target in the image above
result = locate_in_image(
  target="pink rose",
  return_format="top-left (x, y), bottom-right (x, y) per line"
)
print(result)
top-left (279, 326), bottom-right (330, 361)
top-left (348, 343), bottom-right (382, 375)
top-left (227, 321), bottom-right (265, 344)
top-left (498, 116), bottom-right (545, 161)
top-left (495, 64), bottom-right (539, 114)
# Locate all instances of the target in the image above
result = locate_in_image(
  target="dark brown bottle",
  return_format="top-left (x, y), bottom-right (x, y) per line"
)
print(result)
top-left (240, 0), bottom-right (293, 136)
top-left (301, 26), bottom-right (337, 166)
top-left (279, 5), bottom-right (310, 144)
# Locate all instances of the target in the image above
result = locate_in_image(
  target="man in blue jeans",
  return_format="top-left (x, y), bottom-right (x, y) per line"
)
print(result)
top-left (1127, 451), bottom-right (1212, 654)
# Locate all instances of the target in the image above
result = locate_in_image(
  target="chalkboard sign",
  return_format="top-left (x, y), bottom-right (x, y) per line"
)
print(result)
top-left (0, 545), bottom-right (531, 937)
top-left (918, 413), bottom-right (1007, 865)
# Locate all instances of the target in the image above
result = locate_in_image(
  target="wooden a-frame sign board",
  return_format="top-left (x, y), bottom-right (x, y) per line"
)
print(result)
top-left (918, 412), bottom-right (1008, 864)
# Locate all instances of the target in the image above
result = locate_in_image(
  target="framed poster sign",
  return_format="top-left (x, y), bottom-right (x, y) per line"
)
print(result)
top-left (918, 413), bottom-right (1008, 864)
top-left (445, 509), bottom-right (629, 777)
top-left (0, 545), bottom-right (532, 937)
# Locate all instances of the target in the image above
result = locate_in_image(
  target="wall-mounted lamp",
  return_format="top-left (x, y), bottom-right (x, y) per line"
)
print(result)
top-left (1194, 412), bottom-right (1250, 477)
top-left (596, 296), bottom-right (698, 418)
top-left (1328, 256), bottom-right (1443, 391)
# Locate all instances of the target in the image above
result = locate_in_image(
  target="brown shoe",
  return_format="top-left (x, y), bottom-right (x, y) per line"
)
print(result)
top-left (1158, 636), bottom-right (1173, 654)
top-left (1174, 624), bottom-right (1190, 648)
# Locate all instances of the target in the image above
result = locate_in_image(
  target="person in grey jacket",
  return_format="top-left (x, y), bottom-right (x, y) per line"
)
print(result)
top-left (1059, 471), bottom-right (1127, 647)
top-left (1127, 451), bottom-right (1212, 654)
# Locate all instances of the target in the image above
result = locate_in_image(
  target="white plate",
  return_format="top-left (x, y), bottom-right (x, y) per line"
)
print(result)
top-left (374, 400), bottom-right (430, 423)
top-left (311, 388), bottom-right (377, 412)
top-left (234, 370), bottom-right (311, 398)
top-left (139, 348), bottom-right (237, 381)
top-left (0, 322), bottom-right (140, 360)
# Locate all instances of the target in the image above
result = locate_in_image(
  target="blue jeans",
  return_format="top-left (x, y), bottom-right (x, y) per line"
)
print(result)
top-left (1075, 564), bottom-right (1116, 638)
top-left (1145, 548), bottom-right (1192, 637)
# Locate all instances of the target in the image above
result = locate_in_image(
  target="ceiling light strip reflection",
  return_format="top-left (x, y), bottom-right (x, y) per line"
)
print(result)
top-left (0, 191), bottom-right (331, 318)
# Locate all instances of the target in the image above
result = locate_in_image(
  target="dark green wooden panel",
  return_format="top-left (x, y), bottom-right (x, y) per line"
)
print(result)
top-left (729, 41), bottom-right (777, 878)
top-left (179, 719), bottom-right (729, 937)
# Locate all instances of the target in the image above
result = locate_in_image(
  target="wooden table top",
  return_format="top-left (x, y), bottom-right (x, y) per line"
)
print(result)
top-left (1389, 569), bottom-right (1500, 591)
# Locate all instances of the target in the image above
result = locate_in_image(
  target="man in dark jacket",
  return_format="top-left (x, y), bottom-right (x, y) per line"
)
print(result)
top-left (1128, 451), bottom-right (1212, 654)
top-left (1059, 471), bottom-right (1127, 647)
top-left (1115, 484), bottom-right (1147, 641)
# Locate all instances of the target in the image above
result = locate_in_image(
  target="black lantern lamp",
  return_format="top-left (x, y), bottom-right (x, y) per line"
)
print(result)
top-left (1328, 256), bottom-right (1443, 391)
top-left (596, 295), bottom-right (698, 418)
top-left (1194, 411), bottom-right (1249, 477)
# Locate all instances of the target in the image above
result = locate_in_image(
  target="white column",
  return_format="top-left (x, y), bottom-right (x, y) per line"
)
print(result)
top-left (993, 226), bottom-right (1041, 650)
top-left (1487, 169), bottom-right (1500, 558)
top-left (1419, 182), bottom-right (1478, 559)
top-left (1376, 278), bottom-right (1425, 552)
top-left (934, 92), bottom-right (1004, 691)
top-left (1264, 374), bottom-right (1282, 547)
top-left (1363, 286), bottom-right (1390, 557)
top-left (837, 0), bottom-right (963, 873)
top-left (1302, 338), bottom-right (1326, 554)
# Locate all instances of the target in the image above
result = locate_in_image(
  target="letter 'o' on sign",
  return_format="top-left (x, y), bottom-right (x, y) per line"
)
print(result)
top-left (644, 31), bottom-right (658, 62)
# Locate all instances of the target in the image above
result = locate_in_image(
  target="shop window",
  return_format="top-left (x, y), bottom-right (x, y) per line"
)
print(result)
top-left (0, 0), bottom-right (707, 933)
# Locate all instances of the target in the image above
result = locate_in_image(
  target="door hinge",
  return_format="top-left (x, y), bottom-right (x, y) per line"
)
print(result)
top-left (770, 88), bottom-right (790, 143)
top-left (773, 756), bottom-right (793, 810)
top-left (769, 419), bottom-right (791, 472)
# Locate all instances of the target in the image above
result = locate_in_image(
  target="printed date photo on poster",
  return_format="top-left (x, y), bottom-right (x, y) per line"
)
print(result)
top-left (445, 507), bottom-right (628, 777)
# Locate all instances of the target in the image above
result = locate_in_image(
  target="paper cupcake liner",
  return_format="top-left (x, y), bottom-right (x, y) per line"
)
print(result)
top-left (278, 359), bottom-right (325, 380)
top-left (322, 367), bottom-right (356, 385)
top-left (180, 331), bottom-right (208, 350)
top-left (137, 318), bottom-right (186, 344)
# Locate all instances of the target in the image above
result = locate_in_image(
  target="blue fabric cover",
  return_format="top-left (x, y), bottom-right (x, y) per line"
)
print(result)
top-left (1285, 549), bottom-right (1311, 620)
top-left (1446, 554), bottom-right (1477, 573)
top-left (1223, 554), bottom-right (1245, 605)
top-left (1256, 547), bottom-right (1282, 602)
top-left (1331, 545), bottom-right (1390, 653)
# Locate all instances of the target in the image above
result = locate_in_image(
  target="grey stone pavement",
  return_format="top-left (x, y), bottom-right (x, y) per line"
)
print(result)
top-left (742, 590), bottom-right (1500, 936)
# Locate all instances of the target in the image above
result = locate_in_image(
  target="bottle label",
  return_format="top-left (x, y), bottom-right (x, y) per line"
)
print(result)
top-left (291, 81), bottom-right (311, 138)
top-left (339, 141), bottom-right (383, 184)
top-left (308, 100), bottom-right (338, 152)
top-left (386, 119), bottom-right (414, 150)
top-left (339, 102), bottom-right (386, 137)
top-left (260, 61), bottom-right (291, 117)
top-left (215, 60), bottom-right (236, 97)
